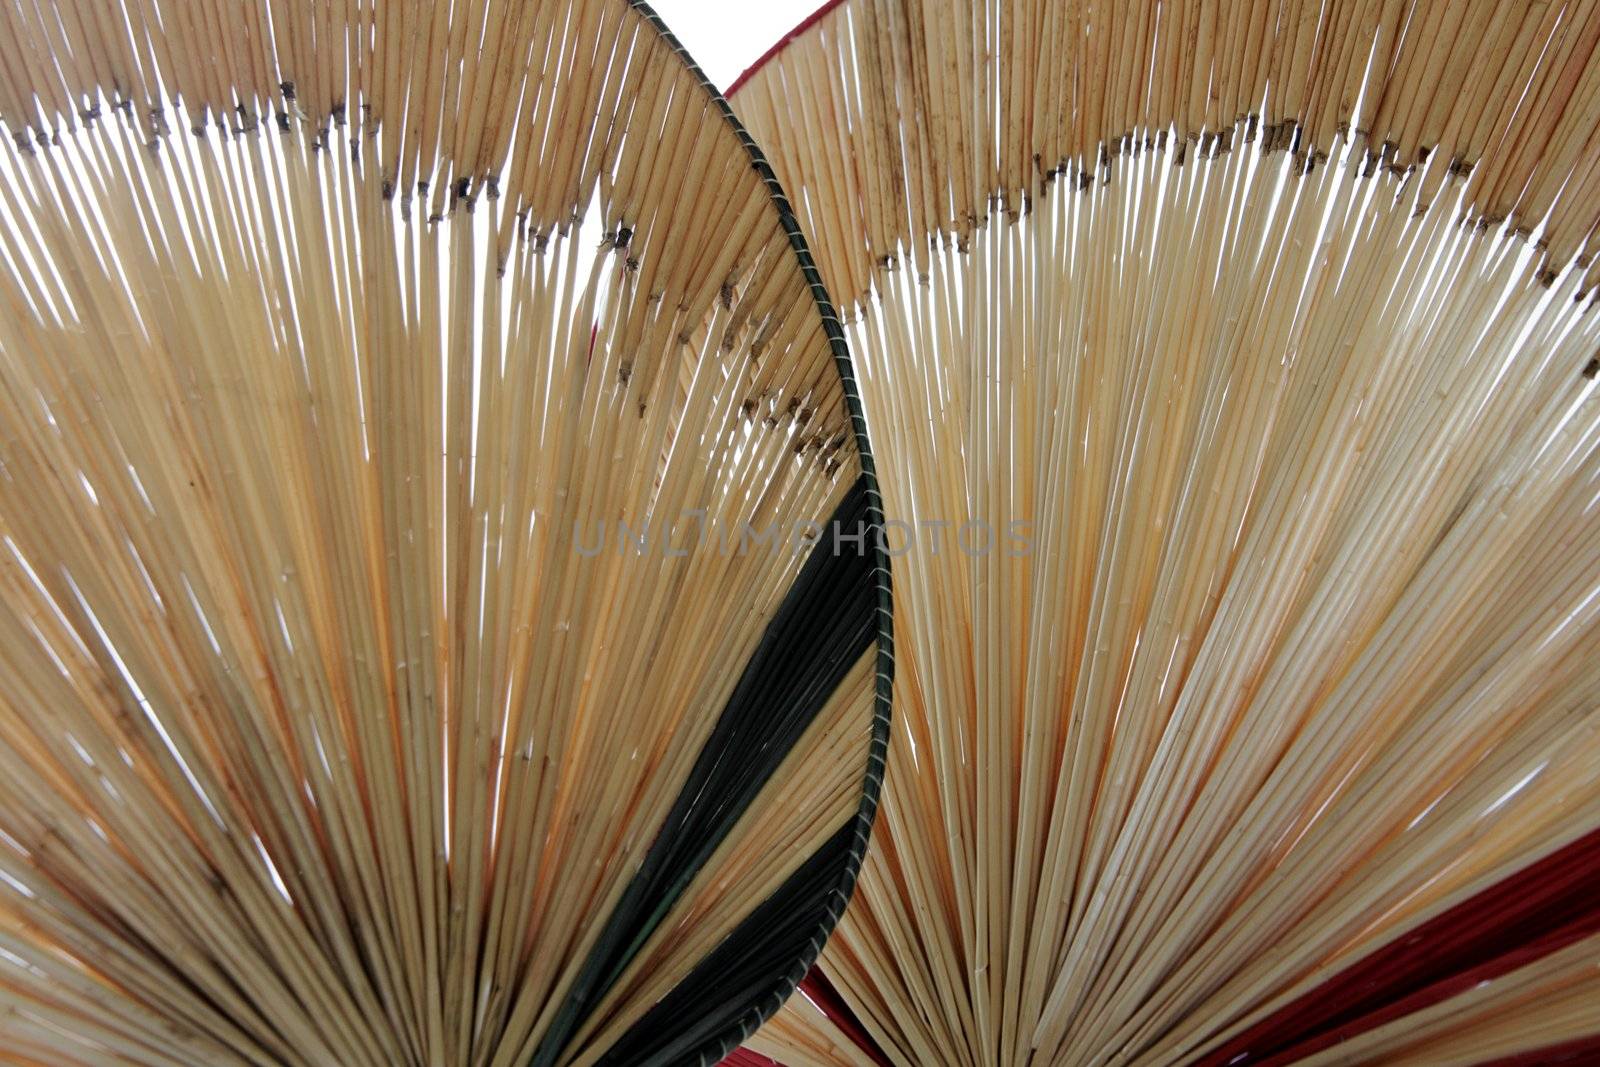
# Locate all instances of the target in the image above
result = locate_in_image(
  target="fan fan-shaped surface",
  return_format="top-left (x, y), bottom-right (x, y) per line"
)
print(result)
top-left (730, 0), bottom-right (1600, 1063)
top-left (0, 1), bottom-right (891, 1063)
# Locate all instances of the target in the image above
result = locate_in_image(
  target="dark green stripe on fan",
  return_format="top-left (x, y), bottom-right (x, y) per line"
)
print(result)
top-left (600, 822), bottom-right (858, 1067)
top-left (528, 476), bottom-right (879, 1067)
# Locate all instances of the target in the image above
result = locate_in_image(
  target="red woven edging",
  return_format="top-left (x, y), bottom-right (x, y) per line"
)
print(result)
top-left (725, 0), bottom-right (848, 97)
top-left (1196, 825), bottom-right (1600, 1066)
top-left (1481, 1035), bottom-right (1600, 1066)
top-left (1257, 911), bottom-right (1600, 1066)
top-left (797, 970), bottom-right (894, 1067)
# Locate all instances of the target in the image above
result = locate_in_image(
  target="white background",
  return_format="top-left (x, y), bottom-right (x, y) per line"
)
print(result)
top-left (648, 1), bottom-right (821, 89)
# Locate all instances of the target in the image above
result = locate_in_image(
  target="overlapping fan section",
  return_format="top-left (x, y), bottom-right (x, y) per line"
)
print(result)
top-left (731, 0), bottom-right (1600, 1063)
top-left (0, 1), bottom-right (888, 1065)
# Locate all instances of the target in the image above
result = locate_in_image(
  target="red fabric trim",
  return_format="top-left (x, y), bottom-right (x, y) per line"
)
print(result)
top-left (1196, 825), bottom-right (1600, 1066)
top-left (1480, 1035), bottom-right (1600, 1066)
top-left (1257, 911), bottom-right (1600, 1066)
top-left (720, 1051), bottom-right (783, 1067)
top-left (797, 970), bottom-right (895, 1067)
top-left (725, 0), bottom-right (849, 98)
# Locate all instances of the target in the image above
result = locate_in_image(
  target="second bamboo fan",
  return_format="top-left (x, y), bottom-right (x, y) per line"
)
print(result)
top-left (0, 1), bottom-right (891, 1064)
top-left (729, 0), bottom-right (1600, 1063)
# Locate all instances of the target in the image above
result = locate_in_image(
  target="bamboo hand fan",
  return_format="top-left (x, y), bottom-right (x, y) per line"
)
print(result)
top-left (0, 1), bottom-right (893, 1064)
top-left (725, 0), bottom-right (1600, 1063)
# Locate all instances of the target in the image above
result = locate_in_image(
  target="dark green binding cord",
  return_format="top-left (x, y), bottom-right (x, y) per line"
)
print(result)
top-left (524, 4), bottom-right (894, 1065)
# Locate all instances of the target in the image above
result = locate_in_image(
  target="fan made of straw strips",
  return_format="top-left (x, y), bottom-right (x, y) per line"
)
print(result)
top-left (0, 1), bottom-right (892, 1064)
top-left (726, 0), bottom-right (1600, 1065)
